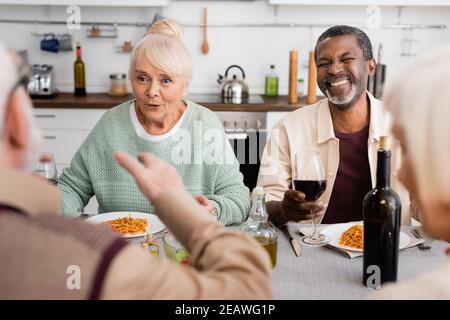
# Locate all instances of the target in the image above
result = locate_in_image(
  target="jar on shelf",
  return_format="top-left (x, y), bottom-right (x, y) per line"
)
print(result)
top-left (109, 73), bottom-right (128, 96)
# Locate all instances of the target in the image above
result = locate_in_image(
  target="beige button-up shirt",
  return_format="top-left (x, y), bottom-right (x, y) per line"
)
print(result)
top-left (257, 92), bottom-right (412, 225)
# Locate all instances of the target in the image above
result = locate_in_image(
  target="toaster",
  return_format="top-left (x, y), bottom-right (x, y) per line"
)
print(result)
top-left (28, 64), bottom-right (58, 98)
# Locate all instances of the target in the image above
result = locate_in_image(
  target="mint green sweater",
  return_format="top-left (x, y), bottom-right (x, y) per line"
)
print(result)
top-left (58, 100), bottom-right (250, 225)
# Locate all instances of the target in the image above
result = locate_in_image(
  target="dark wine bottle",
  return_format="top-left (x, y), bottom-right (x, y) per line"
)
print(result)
top-left (363, 136), bottom-right (401, 288)
top-left (74, 43), bottom-right (86, 96)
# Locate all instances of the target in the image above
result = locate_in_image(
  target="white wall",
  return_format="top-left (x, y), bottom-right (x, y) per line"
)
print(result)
top-left (1, 0), bottom-right (449, 95)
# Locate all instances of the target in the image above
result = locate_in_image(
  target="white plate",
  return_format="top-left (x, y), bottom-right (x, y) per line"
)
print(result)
top-left (320, 221), bottom-right (410, 252)
top-left (86, 212), bottom-right (165, 238)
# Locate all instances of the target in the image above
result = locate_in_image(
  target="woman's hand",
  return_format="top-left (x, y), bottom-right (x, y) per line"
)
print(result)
top-left (115, 151), bottom-right (185, 202)
top-left (194, 195), bottom-right (215, 214)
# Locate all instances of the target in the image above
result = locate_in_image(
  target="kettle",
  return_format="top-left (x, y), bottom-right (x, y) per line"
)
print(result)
top-left (217, 65), bottom-right (249, 104)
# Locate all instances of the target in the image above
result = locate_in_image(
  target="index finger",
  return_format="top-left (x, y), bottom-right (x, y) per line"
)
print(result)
top-left (194, 194), bottom-right (208, 204)
top-left (137, 153), bottom-right (158, 167)
top-left (115, 151), bottom-right (144, 178)
top-left (285, 189), bottom-right (306, 202)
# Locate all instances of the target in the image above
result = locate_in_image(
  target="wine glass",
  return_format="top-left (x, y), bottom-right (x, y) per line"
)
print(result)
top-left (34, 152), bottom-right (58, 185)
top-left (293, 151), bottom-right (329, 247)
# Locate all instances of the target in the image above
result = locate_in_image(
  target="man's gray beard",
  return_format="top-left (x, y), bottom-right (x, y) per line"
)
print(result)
top-left (325, 83), bottom-right (357, 110)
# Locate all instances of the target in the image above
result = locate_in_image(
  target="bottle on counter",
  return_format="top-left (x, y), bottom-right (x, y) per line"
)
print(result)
top-left (264, 64), bottom-right (279, 97)
top-left (297, 78), bottom-right (305, 97)
top-left (109, 73), bottom-right (128, 96)
top-left (74, 42), bottom-right (86, 96)
top-left (241, 186), bottom-right (278, 268)
top-left (363, 136), bottom-right (401, 288)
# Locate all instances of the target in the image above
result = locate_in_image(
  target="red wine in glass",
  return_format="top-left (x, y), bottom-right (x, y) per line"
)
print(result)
top-left (293, 151), bottom-right (329, 246)
top-left (293, 180), bottom-right (327, 201)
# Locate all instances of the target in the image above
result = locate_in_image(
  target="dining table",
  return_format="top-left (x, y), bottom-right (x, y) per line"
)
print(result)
top-left (271, 223), bottom-right (449, 300)
top-left (121, 218), bottom-right (448, 300)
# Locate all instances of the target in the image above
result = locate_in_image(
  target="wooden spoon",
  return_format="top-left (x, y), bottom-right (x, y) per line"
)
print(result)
top-left (201, 7), bottom-right (209, 54)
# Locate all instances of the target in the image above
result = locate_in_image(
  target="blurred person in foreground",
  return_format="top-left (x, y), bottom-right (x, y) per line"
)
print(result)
top-left (0, 43), bottom-right (271, 299)
top-left (369, 45), bottom-right (450, 299)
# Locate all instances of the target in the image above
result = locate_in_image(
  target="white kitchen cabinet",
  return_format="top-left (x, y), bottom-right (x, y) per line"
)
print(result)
top-left (83, 109), bottom-right (107, 130)
top-left (34, 108), bottom-right (107, 215)
top-left (34, 108), bottom-right (108, 165)
top-left (0, 0), bottom-right (169, 6)
top-left (266, 111), bottom-right (290, 131)
top-left (266, 111), bottom-right (291, 141)
top-left (34, 109), bottom-right (83, 130)
top-left (40, 129), bottom-right (84, 164)
top-left (269, 0), bottom-right (450, 6)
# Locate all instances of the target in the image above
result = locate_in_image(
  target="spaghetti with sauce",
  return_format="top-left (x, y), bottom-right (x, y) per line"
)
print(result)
top-left (105, 214), bottom-right (148, 235)
top-left (339, 224), bottom-right (363, 249)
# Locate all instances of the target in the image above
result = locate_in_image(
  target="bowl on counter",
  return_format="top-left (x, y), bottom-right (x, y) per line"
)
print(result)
top-left (163, 233), bottom-right (190, 266)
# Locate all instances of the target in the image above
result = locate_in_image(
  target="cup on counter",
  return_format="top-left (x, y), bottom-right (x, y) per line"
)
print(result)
top-left (40, 33), bottom-right (59, 53)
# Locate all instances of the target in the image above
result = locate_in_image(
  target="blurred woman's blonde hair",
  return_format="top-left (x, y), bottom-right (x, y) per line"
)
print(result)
top-left (129, 19), bottom-right (192, 84)
top-left (383, 45), bottom-right (450, 214)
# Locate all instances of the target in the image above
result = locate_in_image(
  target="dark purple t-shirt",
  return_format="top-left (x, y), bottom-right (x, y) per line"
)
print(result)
top-left (322, 125), bottom-right (372, 224)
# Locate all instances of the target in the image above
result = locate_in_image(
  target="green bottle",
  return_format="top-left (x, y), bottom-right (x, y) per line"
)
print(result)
top-left (74, 42), bottom-right (86, 96)
top-left (265, 64), bottom-right (279, 97)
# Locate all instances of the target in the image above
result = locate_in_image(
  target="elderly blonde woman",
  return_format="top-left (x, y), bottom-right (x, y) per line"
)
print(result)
top-left (58, 19), bottom-right (250, 225)
top-left (369, 45), bottom-right (450, 299)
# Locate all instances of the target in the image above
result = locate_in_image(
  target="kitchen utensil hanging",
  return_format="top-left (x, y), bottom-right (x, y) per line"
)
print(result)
top-left (115, 41), bottom-right (134, 53)
top-left (201, 7), bottom-right (209, 54)
top-left (87, 24), bottom-right (118, 38)
top-left (401, 28), bottom-right (418, 57)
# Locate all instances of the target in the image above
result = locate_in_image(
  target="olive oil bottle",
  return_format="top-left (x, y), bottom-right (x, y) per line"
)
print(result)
top-left (241, 186), bottom-right (278, 268)
top-left (264, 65), bottom-right (279, 97)
top-left (74, 42), bottom-right (86, 96)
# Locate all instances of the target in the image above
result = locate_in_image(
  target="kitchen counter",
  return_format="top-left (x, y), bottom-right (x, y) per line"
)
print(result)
top-left (32, 92), bottom-right (325, 111)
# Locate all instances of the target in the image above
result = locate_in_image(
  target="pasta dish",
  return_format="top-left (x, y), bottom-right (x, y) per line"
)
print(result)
top-left (105, 215), bottom-right (148, 235)
top-left (339, 224), bottom-right (363, 249)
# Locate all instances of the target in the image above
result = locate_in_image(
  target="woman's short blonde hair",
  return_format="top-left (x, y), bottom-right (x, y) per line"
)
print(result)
top-left (129, 19), bottom-right (192, 84)
top-left (383, 45), bottom-right (450, 213)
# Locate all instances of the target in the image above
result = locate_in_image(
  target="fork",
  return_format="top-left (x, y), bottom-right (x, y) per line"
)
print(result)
top-left (411, 228), bottom-right (432, 250)
top-left (152, 227), bottom-right (170, 240)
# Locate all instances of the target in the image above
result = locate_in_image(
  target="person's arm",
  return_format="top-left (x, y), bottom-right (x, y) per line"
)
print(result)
top-left (258, 124), bottom-right (325, 226)
top-left (201, 126), bottom-right (250, 225)
top-left (57, 144), bottom-right (94, 218)
top-left (101, 151), bottom-right (272, 300)
top-left (206, 162), bottom-right (250, 226)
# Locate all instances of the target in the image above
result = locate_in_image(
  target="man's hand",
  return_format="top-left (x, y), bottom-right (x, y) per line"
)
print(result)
top-left (115, 151), bottom-right (184, 202)
top-left (194, 195), bottom-right (215, 214)
top-left (267, 190), bottom-right (326, 225)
